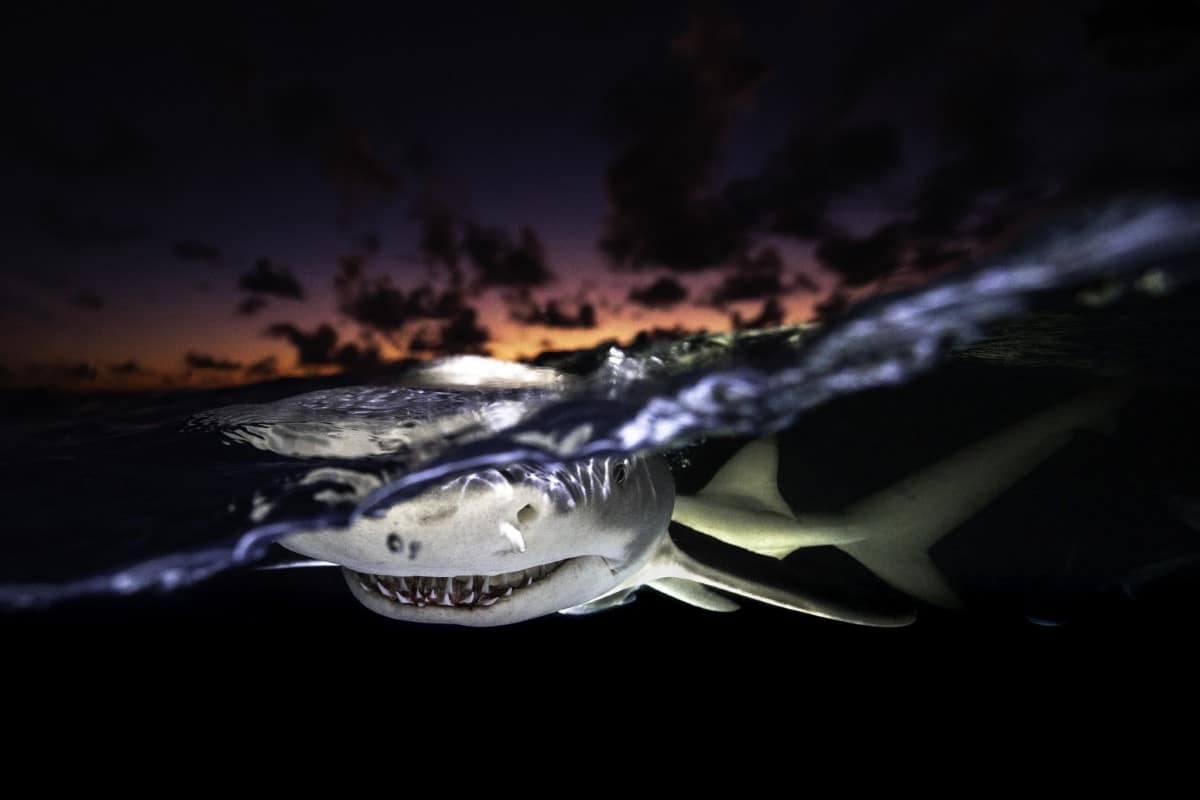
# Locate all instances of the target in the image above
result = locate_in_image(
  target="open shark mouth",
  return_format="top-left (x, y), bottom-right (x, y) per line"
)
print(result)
top-left (348, 559), bottom-right (570, 609)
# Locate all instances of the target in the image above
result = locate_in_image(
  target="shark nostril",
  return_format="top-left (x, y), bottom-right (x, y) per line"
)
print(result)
top-left (517, 504), bottom-right (538, 525)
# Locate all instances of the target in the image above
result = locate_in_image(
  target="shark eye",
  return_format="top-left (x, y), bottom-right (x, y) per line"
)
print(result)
top-left (613, 462), bottom-right (628, 485)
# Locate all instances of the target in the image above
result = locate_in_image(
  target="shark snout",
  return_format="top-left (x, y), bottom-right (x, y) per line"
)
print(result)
top-left (489, 484), bottom-right (560, 556)
top-left (407, 485), bottom-right (546, 538)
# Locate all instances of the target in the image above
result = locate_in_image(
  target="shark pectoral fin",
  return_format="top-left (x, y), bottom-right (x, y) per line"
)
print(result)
top-left (647, 578), bottom-right (740, 612)
top-left (559, 587), bottom-right (640, 616)
top-left (671, 437), bottom-right (862, 556)
top-left (649, 533), bottom-right (916, 627)
top-left (836, 384), bottom-right (1137, 610)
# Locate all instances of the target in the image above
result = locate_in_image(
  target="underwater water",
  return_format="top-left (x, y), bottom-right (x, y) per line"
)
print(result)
top-left (3, 198), bottom-right (1199, 652)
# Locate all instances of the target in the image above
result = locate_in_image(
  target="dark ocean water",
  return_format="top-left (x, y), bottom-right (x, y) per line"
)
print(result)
top-left (3, 198), bottom-right (1199, 658)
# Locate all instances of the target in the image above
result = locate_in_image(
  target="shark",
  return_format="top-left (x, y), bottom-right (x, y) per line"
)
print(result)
top-left (672, 384), bottom-right (1135, 612)
top-left (270, 359), bottom-right (1134, 628)
top-left (278, 453), bottom-right (914, 627)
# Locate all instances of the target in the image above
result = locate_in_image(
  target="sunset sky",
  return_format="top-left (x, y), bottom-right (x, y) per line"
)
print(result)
top-left (2, 1), bottom-right (1197, 389)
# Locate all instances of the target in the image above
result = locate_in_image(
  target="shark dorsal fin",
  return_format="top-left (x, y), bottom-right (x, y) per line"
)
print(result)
top-left (696, 437), bottom-right (793, 517)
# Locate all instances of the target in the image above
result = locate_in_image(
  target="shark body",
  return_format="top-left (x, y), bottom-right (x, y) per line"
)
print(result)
top-left (672, 384), bottom-right (1134, 611)
top-left (279, 452), bottom-right (914, 627)
top-left (266, 357), bottom-right (1133, 627)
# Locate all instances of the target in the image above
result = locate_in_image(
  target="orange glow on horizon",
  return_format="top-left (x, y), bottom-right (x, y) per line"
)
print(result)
top-left (3, 292), bottom-right (824, 392)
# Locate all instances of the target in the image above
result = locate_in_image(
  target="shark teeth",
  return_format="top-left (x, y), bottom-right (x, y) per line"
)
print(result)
top-left (351, 560), bottom-right (568, 610)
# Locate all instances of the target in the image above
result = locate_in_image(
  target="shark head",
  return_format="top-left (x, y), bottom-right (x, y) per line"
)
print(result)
top-left (278, 454), bottom-right (675, 626)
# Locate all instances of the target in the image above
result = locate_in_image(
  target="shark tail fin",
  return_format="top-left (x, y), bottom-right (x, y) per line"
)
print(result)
top-left (836, 384), bottom-right (1137, 610)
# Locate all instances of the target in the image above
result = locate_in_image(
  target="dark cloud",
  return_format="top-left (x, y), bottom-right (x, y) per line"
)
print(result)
top-left (628, 276), bottom-right (689, 309)
top-left (599, 12), bottom-right (766, 272)
top-left (408, 309), bottom-right (490, 356)
top-left (595, 4), bottom-right (1200, 293)
top-left (740, 124), bottom-right (904, 240)
top-left (335, 256), bottom-right (472, 345)
top-left (336, 276), bottom-right (413, 336)
top-left (271, 84), bottom-right (399, 203)
top-left (239, 259), bottom-right (305, 300)
top-left (414, 202), bottom-right (462, 285)
top-left (108, 360), bottom-right (151, 376)
top-left (879, 14), bottom-right (1199, 267)
top-left (264, 322), bottom-right (381, 370)
top-left (72, 290), bottom-right (105, 311)
top-left (440, 309), bottom-right (491, 354)
top-left (801, 65), bottom-right (1074, 288)
top-left (908, 163), bottom-right (996, 243)
top-left (264, 323), bottom-right (336, 365)
top-left (244, 356), bottom-right (279, 378)
top-left (625, 324), bottom-right (706, 349)
top-left (462, 223), bottom-right (555, 289)
top-left (814, 223), bottom-right (907, 288)
top-left (332, 342), bottom-right (384, 371)
top-left (597, 12), bottom-right (906, 274)
top-left (509, 296), bottom-right (597, 329)
top-left (236, 295), bottom-right (269, 316)
top-left (731, 296), bottom-right (785, 331)
top-left (793, 271), bottom-right (820, 293)
top-left (185, 352), bottom-right (242, 371)
top-left (905, 70), bottom-right (1041, 244)
top-left (911, 243), bottom-right (971, 274)
top-left (813, 291), bottom-right (850, 321)
top-left (406, 171), bottom-right (554, 292)
top-left (814, 188), bottom-right (1011, 288)
top-left (172, 241), bottom-right (222, 262)
top-left (405, 146), bottom-right (469, 286)
top-left (37, 202), bottom-right (145, 248)
top-left (707, 246), bottom-right (786, 306)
